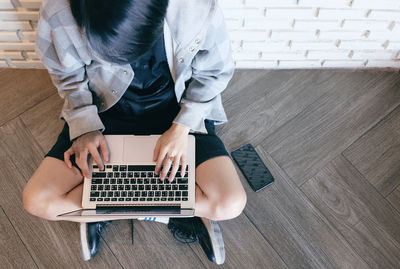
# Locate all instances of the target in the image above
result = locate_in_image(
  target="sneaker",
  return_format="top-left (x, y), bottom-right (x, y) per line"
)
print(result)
top-left (168, 217), bottom-right (225, 264)
top-left (80, 221), bottom-right (111, 260)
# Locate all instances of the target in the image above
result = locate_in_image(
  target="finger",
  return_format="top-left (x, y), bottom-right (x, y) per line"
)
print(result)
top-left (153, 140), bottom-right (160, 162)
top-left (87, 153), bottom-right (94, 176)
top-left (88, 144), bottom-right (104, 171)
top-left (161, 153), bottom-right (174, 181)
top-left (99, 138), bottom-right (110, 163)
top-left (155, 147), bottom-right (168, 176)
top-left (77, 149), bottom-right (90, 178)
top-left (169, 154), bottom-right (181, 182)
top-left (63, 147), bottom-right (74, 168)
top-left (180, 154), bottom-right (187, 177)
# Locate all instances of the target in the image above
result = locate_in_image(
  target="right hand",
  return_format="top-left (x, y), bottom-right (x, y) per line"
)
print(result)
top-left (64, 130), bottom-right (110, 178)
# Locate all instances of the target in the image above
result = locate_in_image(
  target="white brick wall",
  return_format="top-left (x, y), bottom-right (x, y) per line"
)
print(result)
top-left (0, 0), bottom-right (399, 69)
top-left (0, 0), bottom-right (41, 68)
top-left (222, 0), bottom-right (400, 69)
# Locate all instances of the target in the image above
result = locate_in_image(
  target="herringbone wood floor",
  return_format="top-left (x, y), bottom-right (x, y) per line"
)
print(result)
top-left (0, 68), bottom-right (399, 269)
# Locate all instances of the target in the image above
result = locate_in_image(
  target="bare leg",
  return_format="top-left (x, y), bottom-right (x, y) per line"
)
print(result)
top-left (23, 156), bottom-right (246, 222)
top-left (194, 156), bottom-right (247, 221)
top-left (24, 157), bottom-right (84, 221)
top-left (23, 157), bottom-right (139, 222)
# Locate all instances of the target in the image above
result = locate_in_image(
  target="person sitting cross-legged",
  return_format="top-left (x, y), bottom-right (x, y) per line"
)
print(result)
top-left (22, 0), bottom-right (247, 264)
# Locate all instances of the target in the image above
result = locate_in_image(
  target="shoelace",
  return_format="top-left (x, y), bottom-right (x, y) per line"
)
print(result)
top-left (168, 222), bottom-right (198, 244)
top-left (96, 221), bottom-right (111, 235)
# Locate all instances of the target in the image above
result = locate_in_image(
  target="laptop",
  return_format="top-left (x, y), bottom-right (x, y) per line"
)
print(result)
top-left (57, 134), bottom-right (196, 220)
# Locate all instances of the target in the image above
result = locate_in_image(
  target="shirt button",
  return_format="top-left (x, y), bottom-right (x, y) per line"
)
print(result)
top-left (112, 90), bottom-right (117, 94)
top-left (178, 58), bottom-right (184, 63)
top-left (189, 47), bottom-right (195, 52)
top-left (123, 70), bottom-right (128, 75)
top-left (195, 39), bottom-right (200, 44)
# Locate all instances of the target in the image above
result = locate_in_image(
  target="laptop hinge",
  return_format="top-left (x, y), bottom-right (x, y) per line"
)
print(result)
top-left (96, 204), bottom-right (180, 214)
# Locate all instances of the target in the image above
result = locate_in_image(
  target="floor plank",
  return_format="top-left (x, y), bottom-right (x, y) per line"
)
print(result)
top-left (387, 187), bottom-right (400, 213)
top-left (301, 155), bottom-right (400, 269)
top-left (101, 220), bottom-right (205, 269)
top-left (221, 69), bottom-right (275, 102)
top-left (261, 71), bottom-right (400, 185)
top-left (0, 117), bottom-right (44, 181)
top-left (20, 93), bottom-right (64, 153)
top-left (217, 70), bottom-right (340, 150)
top-left (0, 69), bottom-right (55, 126)
top-left (0, 206), bottom-right (37, 269)
top-left (2, 69), bottom-right (400, 268)
top-left (343, 106), bottom-right (400, 196)
top-left (0, 118), bottom-right (123, 268)
top-left (242, 146), bottom-right (368, 269)
top-left (188, 214), bottom-right (288, 269)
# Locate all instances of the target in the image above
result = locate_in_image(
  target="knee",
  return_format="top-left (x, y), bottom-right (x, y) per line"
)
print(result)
top-left (209, 189), bottom-right (247, 221)
top-left (22, 181), bottom-right (56, 221)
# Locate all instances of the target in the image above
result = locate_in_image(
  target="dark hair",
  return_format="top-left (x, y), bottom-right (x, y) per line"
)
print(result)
top-left (70, 0), bottom-right (169, 64)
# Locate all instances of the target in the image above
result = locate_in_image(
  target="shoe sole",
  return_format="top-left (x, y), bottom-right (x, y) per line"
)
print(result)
top-left (201, 218), bottom-right (225, 265)
top-left (80, 222), bottom-right (91, 261)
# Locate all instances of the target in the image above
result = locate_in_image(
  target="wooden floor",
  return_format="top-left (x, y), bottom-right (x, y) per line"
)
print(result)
top-left (0, 68), bottom-right (399, 269)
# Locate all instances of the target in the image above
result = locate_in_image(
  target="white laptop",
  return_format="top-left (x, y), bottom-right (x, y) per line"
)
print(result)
top-left (57, 134), bottom-right (196, 219)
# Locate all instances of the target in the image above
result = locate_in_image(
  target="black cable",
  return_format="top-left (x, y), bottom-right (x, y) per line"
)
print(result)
top-left (131, 219), bottom-right (135, 245)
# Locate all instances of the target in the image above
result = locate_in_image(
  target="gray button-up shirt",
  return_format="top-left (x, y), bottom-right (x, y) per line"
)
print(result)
top-left (36, 0), bottom-right (235, 140)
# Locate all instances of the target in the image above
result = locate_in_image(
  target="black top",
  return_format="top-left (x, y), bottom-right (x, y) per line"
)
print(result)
top-left (101, 31), bottom-right (180, 132)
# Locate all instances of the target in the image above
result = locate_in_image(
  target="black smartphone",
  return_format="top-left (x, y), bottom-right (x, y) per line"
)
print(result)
top-left (231, 143), bottom-right (274, 192)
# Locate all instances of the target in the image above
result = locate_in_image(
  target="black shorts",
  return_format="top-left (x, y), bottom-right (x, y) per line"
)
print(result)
top-left (45, 118), bottom-right (230, 170)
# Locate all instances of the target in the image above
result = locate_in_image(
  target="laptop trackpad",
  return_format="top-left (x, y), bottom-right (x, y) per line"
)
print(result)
top-left (123, 137), bottom-right (157, 163)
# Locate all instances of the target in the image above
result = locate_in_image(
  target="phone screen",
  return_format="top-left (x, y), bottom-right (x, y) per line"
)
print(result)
top-left (231, 143), bottom-right (274, 192)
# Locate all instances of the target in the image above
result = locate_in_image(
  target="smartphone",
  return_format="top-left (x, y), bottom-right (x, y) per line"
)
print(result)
top-left (231, 143), bottom-right (274, 192)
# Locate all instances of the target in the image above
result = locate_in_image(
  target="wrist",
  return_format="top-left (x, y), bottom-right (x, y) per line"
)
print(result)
top-left (172, 122), bottom-right (190, 134)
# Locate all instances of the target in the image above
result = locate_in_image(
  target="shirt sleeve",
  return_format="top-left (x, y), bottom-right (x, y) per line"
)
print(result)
top-left (35, 9), bottom-right (105, 141)
top-left (172, 4), bottom-right (235, 134)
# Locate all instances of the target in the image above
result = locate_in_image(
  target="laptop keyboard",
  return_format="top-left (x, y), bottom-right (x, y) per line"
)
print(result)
top-left (89, 165), bottom-right (189, 203)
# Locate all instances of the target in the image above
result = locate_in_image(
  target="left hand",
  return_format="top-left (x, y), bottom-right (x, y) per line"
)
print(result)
top-left (153, 123), bottom-right (190, 182)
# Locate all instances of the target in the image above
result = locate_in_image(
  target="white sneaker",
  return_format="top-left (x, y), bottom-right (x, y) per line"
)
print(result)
top-left (79, 222), bottom-right (91, 261)
top-left (168, 217), bottom-right (225, 264)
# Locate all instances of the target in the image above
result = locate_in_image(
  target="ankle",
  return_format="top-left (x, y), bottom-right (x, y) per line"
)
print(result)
top-left (137, 216), bottom-right (170, 224)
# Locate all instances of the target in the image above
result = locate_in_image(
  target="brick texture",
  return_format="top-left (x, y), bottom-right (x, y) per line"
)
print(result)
top-left (0, 0), bottom-right (399, 69)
